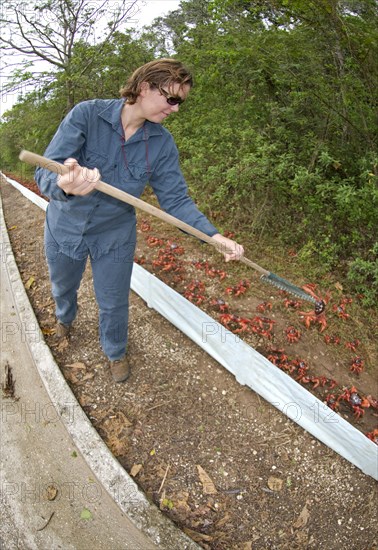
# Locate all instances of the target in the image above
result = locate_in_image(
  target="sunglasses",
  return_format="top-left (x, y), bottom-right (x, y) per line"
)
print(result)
top-left (160, 88), bottom-right (185, 106)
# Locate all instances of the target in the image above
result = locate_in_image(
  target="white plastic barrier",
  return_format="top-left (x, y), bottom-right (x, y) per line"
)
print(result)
top-left (2, 172), bottom-right (377, 481)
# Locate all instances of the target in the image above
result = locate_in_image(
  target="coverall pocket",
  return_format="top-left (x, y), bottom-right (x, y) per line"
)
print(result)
top-left (120, 162), bottom-right (149, 197)
top-left (83, 148), bottom-right (109, 171)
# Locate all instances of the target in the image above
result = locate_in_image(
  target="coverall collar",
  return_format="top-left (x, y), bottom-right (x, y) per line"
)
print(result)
top-left (98, 99), bottom-right (164, 141)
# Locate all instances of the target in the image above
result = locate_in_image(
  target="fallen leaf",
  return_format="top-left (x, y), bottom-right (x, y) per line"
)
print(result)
top-left (216, 513), bottom-right (231, 528)
top-left (63, 370), bottom-right (79, 384)
top-left (115, 410), bottom-right (132, 427)
top-left (183, 528), bottom-right (213, 543)
top-left (65, 362), bottom-right (87, 370)
top-left (25, 276), bottom-right (35, 289)
top-left (80, 508), bottom-right (92, 520)
top-left (55, 338), bottom-right (69, 352)
top-left (150, 449), bottom-right (156, 456)
top-left (293, 500), bottom-right (311, 529)
top-left (45, 484), bottom-right (58, 501)
top-left (197, 465), bottom-right (217, 495)
top-left (130, 463), bottom-right (143, 477)
top-left (79, 372), bottom-right (95, 382)
top-left (9, 225), bottom-right (17, 230)
top-left (267, 476), bottom-right (283, 492)
top-left (105, 434), bottom-right (128, 456)
top-left (334, 281), bottom-right (343, 292)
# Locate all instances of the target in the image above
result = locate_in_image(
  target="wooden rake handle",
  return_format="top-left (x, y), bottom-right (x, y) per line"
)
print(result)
top-left (19, 150), bottom-right (269, 275)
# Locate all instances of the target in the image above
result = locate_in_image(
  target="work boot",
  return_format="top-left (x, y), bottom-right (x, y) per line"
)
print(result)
top-left (55, 321), bottom-right (71, 339)
top-left (109, 356), bottom-right (130, 383)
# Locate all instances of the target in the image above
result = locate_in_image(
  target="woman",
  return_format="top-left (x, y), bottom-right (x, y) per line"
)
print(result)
top-left (35, 58), bottom-right (244, 383)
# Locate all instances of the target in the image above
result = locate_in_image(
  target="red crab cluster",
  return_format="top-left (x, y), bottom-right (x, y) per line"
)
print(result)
top-left (183, 280), bottom-right (206, 305)
top-left (225, 279), bottom-right (250, 297)
top-left (192, 259), bottom-right (227, 280)
top-left (325, 386), bottom-right (377, 420)
top-left (219, 314), bottom-right (275, 338)
top-left (152, 252), bottom-right (184, 274)
top-left (266, 350), bottom-right (338, 389)
top-left (145, 235), bottom-right (165, 247)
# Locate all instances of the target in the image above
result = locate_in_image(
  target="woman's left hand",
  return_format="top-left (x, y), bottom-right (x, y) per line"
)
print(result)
top-left (211, 233), bottom-right (244, 262)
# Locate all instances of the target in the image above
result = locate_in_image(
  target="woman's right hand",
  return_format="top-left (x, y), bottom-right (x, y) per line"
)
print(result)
top-left (57, 158), bottom-right (100, 195)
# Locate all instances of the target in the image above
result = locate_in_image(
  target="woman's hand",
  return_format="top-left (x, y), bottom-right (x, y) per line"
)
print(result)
top-left (211, 233), bottom-right (244, 262)
top-left (57, 158), bottom-right (100, 196)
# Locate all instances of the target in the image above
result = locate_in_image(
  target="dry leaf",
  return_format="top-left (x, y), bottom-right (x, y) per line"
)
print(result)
top-left (334, 281), bottom-right (343, 292)
top-left (63, 370), bottom-right (79, 384)
top-left (267, 476), bottom-right (283, 492)
top-left (197, 465), bottom-right (217, 495)
top-left (293, 501), bottom-right (311, 529)
top-left (115, 411), bottom-right (132, 427)
top-left (25, 276), bottom-right (35, 289)
top-left (65, 362), bottom-right (87, 370)
top-left (45, 484), bottom-right (58, 501)
top-left (79, 372), bottom-right (95, 382)
top-left (183, 528), bottom-right (213, 543)
top-left (130, 464), bottom-right (143, 477)
top-left (105, 434), bottom-right (128, 456)
top-left (216, 513), bottom-right (231, 528)
top-left (55, 338), bottom-right (69, 352)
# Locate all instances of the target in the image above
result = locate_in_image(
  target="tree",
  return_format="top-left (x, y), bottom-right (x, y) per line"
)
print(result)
top-left (0, 0), bottom-right (140, 111)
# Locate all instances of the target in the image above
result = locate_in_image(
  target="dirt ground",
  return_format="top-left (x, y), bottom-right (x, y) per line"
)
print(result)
top-left (1, 175), bottom-right (377, 550)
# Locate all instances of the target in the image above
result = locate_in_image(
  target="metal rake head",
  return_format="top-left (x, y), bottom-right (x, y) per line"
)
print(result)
top-left (261, 273), bottom-right (325, 314)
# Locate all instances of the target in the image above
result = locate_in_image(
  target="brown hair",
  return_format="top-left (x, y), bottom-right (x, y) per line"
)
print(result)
top-left (119, 58), bottom-right (193, 104)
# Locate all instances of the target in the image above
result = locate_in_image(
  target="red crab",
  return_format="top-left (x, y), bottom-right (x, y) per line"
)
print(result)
top-left (332, 297), bottom-right (352, 320)
top-left (225, 279), bottom-right (250, 297)
top-left (338, 386), bottom-right (371, 419)
top-left (167, 241), bottom-right (185, 255)
top-left (267, 348), bottom-right (289, 366)
top-left (256, 301), bottom-right (272, 313)
top-left (285, 326), bottom-right (301, 343)
top-left (310, 376), bottom-right (329, 389)
top-left (140, 219), bottom-right (151, 232)
top-left (324, 334), bottom-right (341, 345)
top-left (283, 298), bottom-right (302, 310)
top-left (350, 356), bottom-right (364, 375)
top-left (366, 429), bottom-right (378, 445)
top-left (325, 393), bottom-right (339, 411)
top-left (293, 359), bottom-right (310, 383)
top-left (145, 235), bottom-right (164, 247)
top-left (209, 298), bottom-right (229, 313)
top-left (298, 284), bottom-right (330, 332)
top-left (345, 339), bottom-right (361, 353)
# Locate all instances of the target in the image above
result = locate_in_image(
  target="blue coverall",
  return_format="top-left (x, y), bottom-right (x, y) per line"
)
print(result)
top-left (35, 99), bottom-right (219, 360)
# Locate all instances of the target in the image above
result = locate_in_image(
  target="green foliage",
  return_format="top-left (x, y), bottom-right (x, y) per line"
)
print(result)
top-left (1, 0), bottom-right (377, 302)
top-left (347, 243), bottom-right (378, 307)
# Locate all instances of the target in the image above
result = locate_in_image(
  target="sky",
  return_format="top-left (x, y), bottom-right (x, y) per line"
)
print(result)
top-left (0, 0), bottom-right (181, 117)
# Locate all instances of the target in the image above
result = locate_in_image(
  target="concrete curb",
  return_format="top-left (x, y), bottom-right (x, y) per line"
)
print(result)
top-left (0, 187), bottom-right (200, 549)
